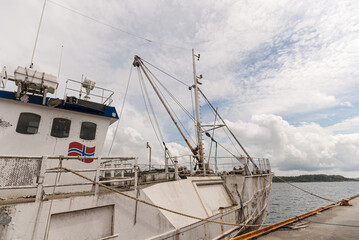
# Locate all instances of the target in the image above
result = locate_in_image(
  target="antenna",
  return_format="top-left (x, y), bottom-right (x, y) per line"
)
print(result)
top-left (30, 0), bottom-right (47, 68)
top-left (55, 44), bottom-right (64, 98)
top-left (57, 45), bottom-right (64, 79)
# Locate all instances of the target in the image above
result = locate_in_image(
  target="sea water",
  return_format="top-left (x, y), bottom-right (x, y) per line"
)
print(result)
top-left (265, 182), bottom-right (359, 224)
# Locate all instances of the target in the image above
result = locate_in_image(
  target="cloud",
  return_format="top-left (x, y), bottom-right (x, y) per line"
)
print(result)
top-left (1, 0), bottom-right (358, 177)
top-left (225, 114), bottom-right (359, 176)
top-left (327, 116), bottom-right (359, 134)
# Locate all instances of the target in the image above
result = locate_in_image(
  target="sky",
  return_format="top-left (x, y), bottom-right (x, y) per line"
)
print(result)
top-left (1, 0), bottom-right (359, 177)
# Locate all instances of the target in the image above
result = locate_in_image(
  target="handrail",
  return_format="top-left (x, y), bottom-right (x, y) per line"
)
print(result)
top-left (64, 78), bottom-right (114, 106)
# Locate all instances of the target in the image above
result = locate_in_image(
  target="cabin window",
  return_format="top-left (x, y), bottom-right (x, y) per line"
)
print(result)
top-left (80, 122), bottom-right (97, 140)
top-left (51, 118), bottom-right (71, 138)
top-left (16, 113), bottom-right (41, 134)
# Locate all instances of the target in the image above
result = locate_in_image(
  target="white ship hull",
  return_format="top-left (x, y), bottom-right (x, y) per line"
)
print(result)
top-left (0, 155), bottom-right (271, 240)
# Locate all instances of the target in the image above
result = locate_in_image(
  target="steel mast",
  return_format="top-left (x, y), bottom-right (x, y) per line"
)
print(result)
top-left (192, 49), bottom-right (204, 170)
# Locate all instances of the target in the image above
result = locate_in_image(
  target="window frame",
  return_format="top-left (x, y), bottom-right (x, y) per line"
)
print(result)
top-left (80, 121), bottom-right (97, 140)
top-left (16, 112), bottom-right (41, 135)
top-left (51, 118), bottom-right (71, 138)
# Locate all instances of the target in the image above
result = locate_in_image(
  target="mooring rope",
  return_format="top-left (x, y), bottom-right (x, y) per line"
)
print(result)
top-left (260, 172), bottom-right (272, 228)
top-left (301, 219), bottom-right (359, 228)
top-left (49, 166), bottom-right (271, 228)
top-left (274, 175), bottom-right (337, 203)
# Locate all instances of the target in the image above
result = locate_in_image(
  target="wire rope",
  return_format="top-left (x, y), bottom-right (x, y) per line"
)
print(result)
top-left (143, 63), bottom-right (195, 122)
top-left (108, 65), bottom-right (133, 155)
top-left (47, 0), bottom-right (189, 50)
top-left (142, 64), bottom-right (196, 146)
top-left (141, 58), bottom-right (190, 87)
top-left (137, 68), bottom-right (165, 152)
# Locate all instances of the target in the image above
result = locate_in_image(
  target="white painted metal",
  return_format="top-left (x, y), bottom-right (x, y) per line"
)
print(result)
top-left (14, 66), bottom-right (58, 94)
top-left (192, 49), bottom-right (204, 169)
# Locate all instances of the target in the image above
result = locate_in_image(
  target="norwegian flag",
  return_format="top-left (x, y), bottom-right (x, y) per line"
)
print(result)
top-left (68, 142), bottom-right (95, 163)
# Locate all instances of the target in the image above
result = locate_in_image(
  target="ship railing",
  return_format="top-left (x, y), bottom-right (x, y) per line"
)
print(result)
top-left (64, 78), bottom-right (114, 105)
top-left (0, 155), bottom-right (139, 201)
top-left (0, 66), bottom-right (9, 89)
top-left (151, 155), bottom-right (272, 176)
top-left (249, 158), bottom-right (271, 174)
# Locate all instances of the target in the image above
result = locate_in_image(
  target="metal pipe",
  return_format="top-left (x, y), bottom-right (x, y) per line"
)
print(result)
top-left (95, 157), bottom-right (101, 197)
top-left (174, 158), bottom-right (179, 180)
top-left (165, 157), bottom-right (169, 180)
top-left (192, 49), bottom-right (204, 170)
top-left (147, 142), bottom-right (152, 170)
top-left (134, 158), bottom-right (138, 191)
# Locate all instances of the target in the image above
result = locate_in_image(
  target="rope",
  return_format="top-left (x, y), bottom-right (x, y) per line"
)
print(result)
top-left (137, 69), bottom-right (165, 152)
top-left (274, 175), bottom-right (336, 203)
top-left (143, 63), bottom-right (195, 122)
top-left (260, 172), bottom-right (272, 228)
top-left (47, 0), bottom-right (189, 51)
top-left (141, 62), bottom-right (196, 145)
top-left (141, 58), bottom-right (190, 87)
top-left (50, 166), bottom-right (271, 228)
top-left (108, 66), bottom-right (133, 155)
top-left (301, 219), bottom-right (359, 228)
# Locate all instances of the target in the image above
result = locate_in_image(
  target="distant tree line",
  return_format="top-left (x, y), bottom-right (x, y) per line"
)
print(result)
top-left (273, 174), bottom-right (359, 182)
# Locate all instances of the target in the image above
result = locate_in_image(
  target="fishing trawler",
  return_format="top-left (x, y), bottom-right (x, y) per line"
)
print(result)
top-left (0, 49), bottom-right (271, 239)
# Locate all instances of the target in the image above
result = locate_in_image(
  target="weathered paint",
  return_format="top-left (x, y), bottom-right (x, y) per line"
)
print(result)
top-left (0, 173), bottom-right (271, 240)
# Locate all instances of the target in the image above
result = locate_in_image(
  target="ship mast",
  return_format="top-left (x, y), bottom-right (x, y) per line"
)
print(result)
top-left (192, 49), bottom-right (204, 170)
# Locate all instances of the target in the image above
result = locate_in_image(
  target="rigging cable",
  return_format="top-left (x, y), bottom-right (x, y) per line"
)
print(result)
top-left (143, 63), bottom-right (195, 122)
top-left (142, 63), bottom-right (196, 145)
top-left (199, 90), bottom-right (241, 155)
top-left (141, 58), bottom-right (190, 87)
top-left (47, 0), bottom-right (189, 50)
top-left (198, 87), bottom-right (258, 169)
top-left (138, 68), bottom-right (176, 164)
top-left (222, 127), bottom-right (242, 156)
top-left (207, 108), bottom-right (218, 165)
top-left (137, 68), bottom-right (165, 152)
top-left (108, 65), bottom-right (133, 155)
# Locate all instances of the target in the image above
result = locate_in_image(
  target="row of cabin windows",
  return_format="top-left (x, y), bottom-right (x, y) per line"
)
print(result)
top-left (16, 113), bottom-right (97, 140)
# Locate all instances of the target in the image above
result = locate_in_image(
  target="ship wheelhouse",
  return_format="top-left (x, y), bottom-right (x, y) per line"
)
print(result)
top-left (0, 67), bottom-right (118, 156)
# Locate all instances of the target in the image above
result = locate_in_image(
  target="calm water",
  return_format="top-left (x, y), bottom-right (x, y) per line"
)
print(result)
top-left (265, 182), bottom-right (359, 224)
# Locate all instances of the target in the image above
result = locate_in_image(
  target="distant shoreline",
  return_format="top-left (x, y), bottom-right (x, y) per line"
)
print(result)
top-left (272, 174), bottom-right (359, 183)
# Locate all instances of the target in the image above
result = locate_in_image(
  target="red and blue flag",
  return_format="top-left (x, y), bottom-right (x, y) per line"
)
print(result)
top-left (68, 142), bottom-right (95, 163)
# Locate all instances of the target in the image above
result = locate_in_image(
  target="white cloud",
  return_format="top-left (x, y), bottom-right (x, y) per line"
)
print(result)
top-left (1, 0), bottom-right (359, 177)
top-left (225, 114), bottom-right (359, 177)
top-left (327, 116), bottom-right (359, 134)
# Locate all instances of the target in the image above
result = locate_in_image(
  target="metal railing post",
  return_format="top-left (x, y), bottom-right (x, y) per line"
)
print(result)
top-left (174, 158), bottom-right (179, 181)
top-left (134, 158), bottom-right (138, 191)
top-left (203, 158), bottom-right (206, 177)
top-left (35, 156), bottom-right (47, 202)
top-left (120, 160), bottom-right (125, 178)
top-left (110, 159), bottom-right (115, 178)
top-left (95, 157), bottom-right (101, 198)
top-left (189, 155), bottom-right (193, 176)
top-left (165, 157), bottom-right (169, 180)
